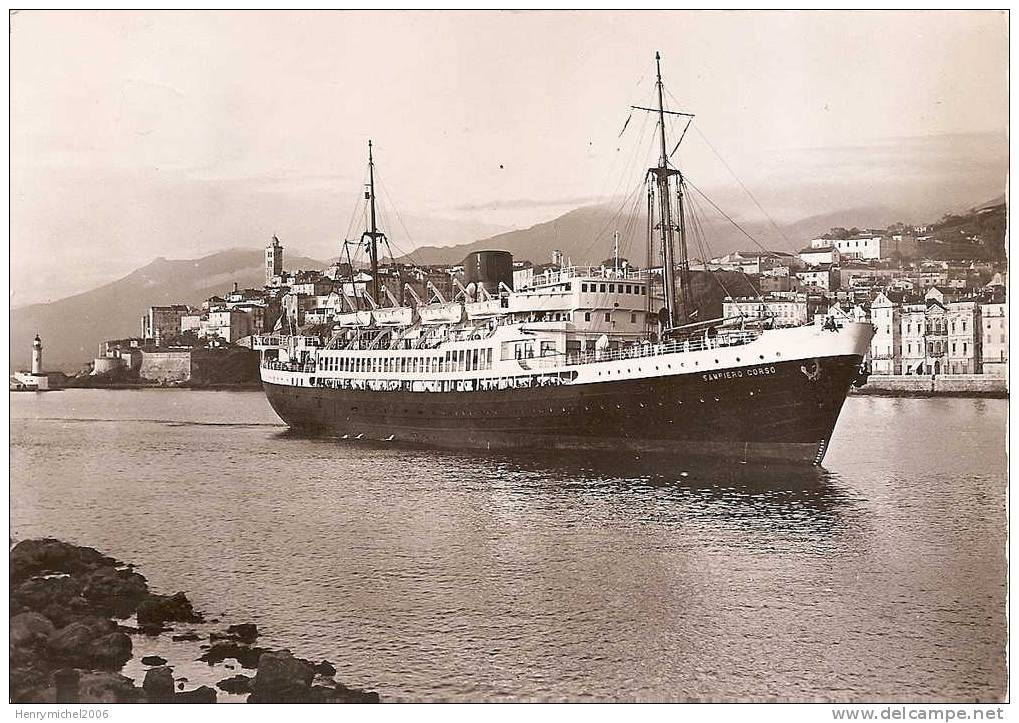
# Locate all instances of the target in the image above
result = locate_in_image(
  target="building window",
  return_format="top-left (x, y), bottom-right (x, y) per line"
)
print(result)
top-left (604, 313), bottom-right (611, 322)
top-left (599, 284), bottom-right (606, 293)
top-left (584, 312), bottom-right (591, 322)
top-left (581, 283), bottom-right (588, 292)
top-left (631, 312), bottom-right (637, 323)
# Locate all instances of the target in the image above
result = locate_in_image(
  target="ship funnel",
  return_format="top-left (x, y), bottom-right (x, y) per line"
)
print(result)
top-left (464, 250), bottom-right (513, 295)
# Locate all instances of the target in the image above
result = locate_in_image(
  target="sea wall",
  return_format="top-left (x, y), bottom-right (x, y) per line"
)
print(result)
top-left (190, 348), bottom-right (259, 385)
top-left (854, 374), bottom-right (1007, 397)
top-left (138, 351), bottom-right (192, 383)
top-left (135, 348), bottom-right (259, 385)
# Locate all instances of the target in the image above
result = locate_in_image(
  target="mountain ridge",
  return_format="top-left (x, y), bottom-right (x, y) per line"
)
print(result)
top-left (10, 249), bottom-right (325, 372)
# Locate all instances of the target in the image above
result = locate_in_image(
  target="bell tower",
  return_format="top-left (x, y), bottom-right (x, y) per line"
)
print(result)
top-left (265, 235), bottom-right (283, 286)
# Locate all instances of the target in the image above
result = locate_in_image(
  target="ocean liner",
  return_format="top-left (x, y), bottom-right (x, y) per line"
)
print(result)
top-left (256, 53), bottom-right (874, 466)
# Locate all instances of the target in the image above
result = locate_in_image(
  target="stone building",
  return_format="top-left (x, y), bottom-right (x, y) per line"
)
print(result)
top-left (981, 302), bottom-right (1008, 377)
top-left (899, 288), bottom-right (984, 375)
top-left (945, 301), bottom-right (982, 374)
top-left (869, 292), bottom-right (901, 375)
top-left (142, 305), bottom-right (192, 346)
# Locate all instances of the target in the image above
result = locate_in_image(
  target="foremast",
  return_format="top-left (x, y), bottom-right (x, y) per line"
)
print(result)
top-left (361, 140), bottom-right (384, 305)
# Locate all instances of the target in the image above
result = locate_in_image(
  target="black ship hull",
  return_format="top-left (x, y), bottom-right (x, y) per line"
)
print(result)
top-left (263, 354), bottom-right (864, 466)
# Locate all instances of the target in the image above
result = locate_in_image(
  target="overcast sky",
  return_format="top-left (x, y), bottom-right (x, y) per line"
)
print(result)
top-left (11, 10), bottom-right (1007, 306)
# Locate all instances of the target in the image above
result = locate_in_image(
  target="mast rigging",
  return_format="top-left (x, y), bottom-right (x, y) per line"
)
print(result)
top-left (361, 140), bottom-right (384, 305)
top-left (636, 51), bottom-right (695, 332)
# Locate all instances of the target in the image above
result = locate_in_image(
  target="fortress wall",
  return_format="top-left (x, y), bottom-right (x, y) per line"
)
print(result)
top-left (138, 351), bottom-right (192, 383)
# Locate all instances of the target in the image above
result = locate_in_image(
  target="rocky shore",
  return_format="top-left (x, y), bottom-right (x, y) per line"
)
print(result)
top-left (10, 538), bottom-right (380, 704)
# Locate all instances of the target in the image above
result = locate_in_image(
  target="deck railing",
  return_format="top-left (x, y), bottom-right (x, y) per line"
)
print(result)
top-left (262, 330), bottom-right (762, 376)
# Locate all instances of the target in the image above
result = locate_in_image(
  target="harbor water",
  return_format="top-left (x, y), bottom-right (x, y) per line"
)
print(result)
top-left (10, 390), bottom-right (1007, 702)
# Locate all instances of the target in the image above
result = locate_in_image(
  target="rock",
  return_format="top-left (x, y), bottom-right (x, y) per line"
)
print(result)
top-left (54, 668), bottom-right (80, 704)
top-left (10, 538), bottom-right (116, 584)
top-left (11, 576), bottom-right (89, 627)
top-left (48, 621), bottom-right (102, 664)
top-left (313, 659), bottom-right (336, 677)
top-left (175, 685), bottom-right (217, 703)
top-left (171, 631), bottom-right (201, 642)
top-left (142, 666), bottom-right (175, 702)
top-left (77, 672), bottom-right (141, 704)
top-left (247, 650), bottom-right (314, 703)
top-left (88, 631), bottom-right (133, 670)
top-left (137, 591), bottom-right (202, 627)
top-left (10, 665), bottom-right (56, 702)
top-left (10, 680), bottom-right (57, 704)
top-left (226, 623), bottom-right (258, 643)
top-left (139, 623), bottom-right (171, 636)
top-left (10, 611), bottom-right (55, 647)
top-left (141, 655), bottom-right (167, 666)
top-left (80, 565), bottom-right (149, 618)
top-left (217, 674), bottom-right (253, 694)
top-left (197, 641), bottom-right (268, 669)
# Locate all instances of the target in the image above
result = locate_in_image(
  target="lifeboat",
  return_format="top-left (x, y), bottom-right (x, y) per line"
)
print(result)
top-left (336, 311), bottom-right (374, 327)
top-left (373, 306), bottom-right (414, 326)
top-left (419, 302), bottom-right (464, 326)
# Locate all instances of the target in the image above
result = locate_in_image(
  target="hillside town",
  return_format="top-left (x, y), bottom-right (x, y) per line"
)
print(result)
top-left (74, 200), bottom-right (1007, 392)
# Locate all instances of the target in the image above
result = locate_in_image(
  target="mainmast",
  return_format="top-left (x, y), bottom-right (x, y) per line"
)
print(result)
top-left (636, 52), bottom-right (695, 331)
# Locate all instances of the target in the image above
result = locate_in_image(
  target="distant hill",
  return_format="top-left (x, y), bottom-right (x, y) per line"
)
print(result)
top-left (398, 203), bottom-right (913, 267)
top-left (10, 249), bottom-right (325, 372)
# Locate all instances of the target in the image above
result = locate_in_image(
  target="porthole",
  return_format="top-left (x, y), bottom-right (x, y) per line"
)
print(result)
top-left (759, 355), bottom-right (765, 360)
top-left (736, 357), bottom-right (740, 362)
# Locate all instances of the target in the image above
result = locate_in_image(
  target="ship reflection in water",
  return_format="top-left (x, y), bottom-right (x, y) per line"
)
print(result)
top-left (10, 390), bottom-right (1006, 702)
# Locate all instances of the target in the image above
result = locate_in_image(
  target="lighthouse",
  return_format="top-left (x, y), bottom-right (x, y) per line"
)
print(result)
top-left (32, 335), bottom-right (43, 375)
top-left (12, 334), bottom-right (50, 390)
